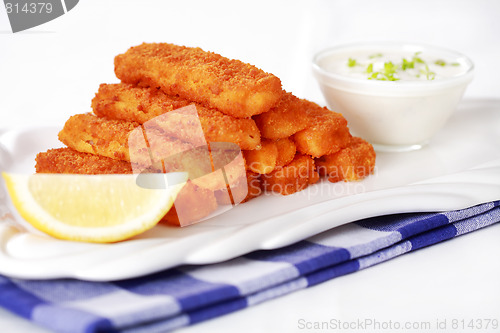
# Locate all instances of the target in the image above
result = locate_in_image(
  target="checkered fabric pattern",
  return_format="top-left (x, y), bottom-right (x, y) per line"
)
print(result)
top-left (0, 201), bottom-right (499, 333)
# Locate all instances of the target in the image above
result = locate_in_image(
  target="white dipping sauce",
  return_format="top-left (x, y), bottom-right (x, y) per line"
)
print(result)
top-left (313, 43), bottom-right (474, 151)
top-left (325, 50), bottom-right (469, 82)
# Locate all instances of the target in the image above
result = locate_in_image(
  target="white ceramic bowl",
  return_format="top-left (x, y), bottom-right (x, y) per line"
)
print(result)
top-left (313, 42), bottom-right (474, 152)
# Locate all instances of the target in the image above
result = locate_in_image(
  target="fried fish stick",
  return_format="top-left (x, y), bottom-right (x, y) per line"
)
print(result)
top-left (58, 113), bottom-right (194, 166)
top-left (294, 108), bottom-right (352, 158)
top-left (58, 113), bottom-right (206, 179)
top-left (35, 148), bottom-right (134, 174)
top-left (214, 171), bottom-right (262, 205)
top-left (244, 171), bottom-right (263, 201)
top-left (189, 146), bottom-right (247, 192)
top-left (114, 43), bottom-right (283, 118)
top-left (243, 139), bottom-right (278, 174)
top-left (161, 181), bottom-right (218, 226)
top-left (316, 137), bottom-right (376, 183)
top-left (253, 92), bottom-right (310, 139)
top-left (254, 93), bottom-right (352, 157)
top-left (261, 154), bottom-right (316, 196)
top-left (92, 83), bottom-right (261, 150)
top-left (58, 113), bottom-right (138, 162)
top-left (275, 138), bottom-right (296, 167)
top-left (59, 114), bottom-right (246, 192)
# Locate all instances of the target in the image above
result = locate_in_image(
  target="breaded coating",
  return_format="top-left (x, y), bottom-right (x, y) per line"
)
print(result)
top-left (253, 92), bottom-right (310, 139)
top-left (58, 113), bottom-right (195, 168)
top-left (293, 108), bottom-right (352, 158)
top-left (92, 83), bottom-right (261, 150)
top-left (58, 113), bottom-right (139, 162)
top-left (244, 171), bottom-right (263, 201)
top-left (254, 93), bottom-right (352, 158)
top-left (316, 137), bottom-right (376, 183)
top-left (190, 146), bottom-right (247, 192)
top-left (261, 154), bottom-right (316, 195)
top-left (161, 181), bottom-right (218, 226)
top-left (114, 43), bottom-right (283, 118)
top-left (243, 139), bottom-right (278, 174)
top-left (35, 148), bottom-right (133, 174)
top-left (308, 170), bottom-right (321, 185)
top-left (58, 113), bottom-right (247, 192)
top-left (275, 138), bottom-right (296, 167)
top-left (214, 171), bottom-right (262, 205)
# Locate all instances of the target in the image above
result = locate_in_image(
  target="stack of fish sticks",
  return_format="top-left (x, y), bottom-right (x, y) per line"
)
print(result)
top-left (35, 43), bottom-right (376, 225)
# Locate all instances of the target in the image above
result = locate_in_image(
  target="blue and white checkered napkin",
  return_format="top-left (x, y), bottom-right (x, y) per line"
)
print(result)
top-left (1, 200), bottom-right (499, 333)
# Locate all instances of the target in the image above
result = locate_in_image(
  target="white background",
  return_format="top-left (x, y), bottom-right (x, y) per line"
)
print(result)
top-left (1, 1), bottom-right (499, 332)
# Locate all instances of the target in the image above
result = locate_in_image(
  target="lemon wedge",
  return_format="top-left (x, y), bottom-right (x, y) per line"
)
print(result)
top-left (2, 172), bottom-right (187, 243)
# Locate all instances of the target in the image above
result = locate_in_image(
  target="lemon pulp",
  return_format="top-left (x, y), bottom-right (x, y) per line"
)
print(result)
top-left (2, 172), bottom-right (186, 243)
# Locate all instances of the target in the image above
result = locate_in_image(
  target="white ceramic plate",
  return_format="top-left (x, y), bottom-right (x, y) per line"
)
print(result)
top-left (0, 99), bottom-right (499, 281)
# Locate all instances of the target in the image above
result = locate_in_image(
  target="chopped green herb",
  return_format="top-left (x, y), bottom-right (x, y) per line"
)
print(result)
top-left (347, 58), bottom-right (357, 67)
top-left (384, 61), bottom-right (396, 73)
top-left (366, 63), bottom-right (373, 73)
top-left (401, 58), bottom-right (414, 70)
top-left (434, 59), bottom-right (446, 66)
top-left (413, 52), bottom-right (425, 64)
top-left (368, 72), bottom-right (379, 80)
top-left (366, 62), bottom-right (400, 81)
top-left (346, 51), bottom-right (459, 81)
top-left (420, 64), bottom-right (436, 80)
